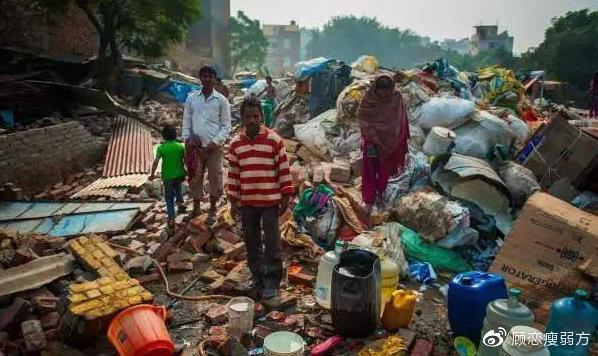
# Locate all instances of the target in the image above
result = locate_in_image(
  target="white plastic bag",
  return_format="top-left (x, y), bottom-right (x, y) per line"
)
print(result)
top-left (418, 97), bottom-right (475, 129)
top-left (294, 109), bottom-right (337, 159)
top-left (498, 161), bottom-right (540, 207)
top-left (453, 110), bottom-right (511, 159)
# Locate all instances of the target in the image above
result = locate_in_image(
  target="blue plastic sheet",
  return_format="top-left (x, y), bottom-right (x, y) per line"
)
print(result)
top-left (164, 80), bottom-right (201, 103)
top-left (308, 60), bottom-right (352, 117)
top-left (294, 57), bottom-right (334, 81)
top-left (0, 110), bottom-right (14, 127)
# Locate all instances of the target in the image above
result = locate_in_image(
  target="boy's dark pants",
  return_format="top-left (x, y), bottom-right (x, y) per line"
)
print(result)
top-left (241, 206), bottom-right (282, 299)
top-left (163, 179), bottom-right (183, 220)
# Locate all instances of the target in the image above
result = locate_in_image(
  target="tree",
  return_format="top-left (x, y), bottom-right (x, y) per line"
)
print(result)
top-left (229, 11), bottom-right (269, 75)
top-left (40, 0), bottom-right (201, 87)
top-left (307, 16), bottom-right (444, 70)
top-left (446, 48), bottom-right (515, 72)
top-left (517, 9), bottom-right (598, 91)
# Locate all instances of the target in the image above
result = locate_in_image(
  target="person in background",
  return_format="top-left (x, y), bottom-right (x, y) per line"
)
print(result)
top-left (259, 76), bottom-right (277, 127)
top-left (227, 97), bottom-right (294, 305)
top-left (182, 65), bottom-right (231, 219)
top-left (149, 125), bottom-right (186, 231)
top-left (358, 74), bottom-right (410, 217)
top-left (587, 71), bottom-right (598, 119)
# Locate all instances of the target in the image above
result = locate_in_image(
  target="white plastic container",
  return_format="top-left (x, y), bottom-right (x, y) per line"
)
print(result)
top-left (423, 126), bottom-right (456, 156)
top-left (380, 256), bottom-right (399, 314)
top-left (314, 240), bottom-right (344, 308)
top-left (499, 326), bottom-right (549, 356)
top-left (264, 331), bottom-right (305, 356)
top-left (227, 297), bottom-right (254, 338)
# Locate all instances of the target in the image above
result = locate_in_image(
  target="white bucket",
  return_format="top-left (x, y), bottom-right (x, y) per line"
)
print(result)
top-left (423, 126), bottom-right (456, 156)
top-left (264, 331), bottom-right (305, 356)
top-left (227, 297), bottom-right (254, 338)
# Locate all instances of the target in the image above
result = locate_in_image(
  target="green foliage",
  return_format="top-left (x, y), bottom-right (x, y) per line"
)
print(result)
top-left (307, 16), bottom-right (444, 70)
top-left (518, 9), bottom-right (598, 90)
top-left (230, 11), bottom-right (269, 74)
top-left (41, 0), bottom-right (201, 58)
top-left (446, 48), bottom-right (515, 72)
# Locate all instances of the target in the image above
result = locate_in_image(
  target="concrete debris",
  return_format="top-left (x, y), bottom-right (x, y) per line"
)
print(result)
top-left (22, 319), bottom-right (47, 352)
top-left (0, 253), bottom-right (76, 298)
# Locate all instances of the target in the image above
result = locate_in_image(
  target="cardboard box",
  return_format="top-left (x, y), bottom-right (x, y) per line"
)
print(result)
top-left (518, 117), bottom-right (598, 190)
top-left (489, 192), bottom-right (598, 322)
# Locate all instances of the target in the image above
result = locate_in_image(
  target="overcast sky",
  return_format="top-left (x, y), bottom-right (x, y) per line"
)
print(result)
top-left (230, 0), bottom-right (597, 53)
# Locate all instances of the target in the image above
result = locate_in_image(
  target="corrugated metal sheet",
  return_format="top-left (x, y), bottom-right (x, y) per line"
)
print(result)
top-left (71, 174), bottom-right (148, 199)
top-left (103, 116), bottom-right (153, 177)
top-left (0, 201), bottom-right (152, 237)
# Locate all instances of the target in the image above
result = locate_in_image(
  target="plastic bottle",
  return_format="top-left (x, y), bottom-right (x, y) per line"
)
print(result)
top-left (499, 326), bottom-right (549, 356)
top-left (380, 289), bottom-right (417, 331)
top-left (477, 289), bottom-right (534, 356)
top-left (545, 289), bottom-right (598, 356)
top-left (448, 271), bottom-right (508, 343)
top-left (380, 256), bottom-right (399, 313)
top-left (314, 240), bottom-right (344, 309)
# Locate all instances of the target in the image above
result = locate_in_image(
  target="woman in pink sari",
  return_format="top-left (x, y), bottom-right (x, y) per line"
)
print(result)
top-left (358, 74), bottom-right (410, 212)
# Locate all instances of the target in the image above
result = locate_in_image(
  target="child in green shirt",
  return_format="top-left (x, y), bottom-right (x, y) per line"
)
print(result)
top-left (149, 125), bottom-right (186, 229)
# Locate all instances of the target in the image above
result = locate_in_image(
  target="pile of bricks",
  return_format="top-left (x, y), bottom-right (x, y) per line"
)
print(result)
top-left (67, 235), bottom-right (153, 320)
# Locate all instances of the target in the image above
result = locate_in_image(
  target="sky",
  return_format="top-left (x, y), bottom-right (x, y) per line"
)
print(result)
top-left (230, 0), bottom-right (598, 53)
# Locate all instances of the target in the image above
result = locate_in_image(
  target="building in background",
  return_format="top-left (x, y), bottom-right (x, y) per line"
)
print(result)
top-left (440, 38), bottom-right (470, 55)
top-left (299, 28), bottom-right (316, 61)
top-left (469, 25), bottom-right (514, 55)
top-left (263, 21), bottom-right (300, 77)
top-left (174, 0), bottom-right (230, 77)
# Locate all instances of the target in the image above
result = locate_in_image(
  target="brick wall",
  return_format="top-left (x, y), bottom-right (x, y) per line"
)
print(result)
top-left (0, 122), bottom-right (105, 194)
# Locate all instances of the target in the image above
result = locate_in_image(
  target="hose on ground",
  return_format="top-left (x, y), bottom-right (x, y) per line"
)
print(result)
top-left (107, 242), bottom-right (232, 302)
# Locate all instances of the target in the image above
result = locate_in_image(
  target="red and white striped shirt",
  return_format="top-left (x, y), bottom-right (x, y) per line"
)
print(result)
top-left (227, 125), bottom-right (294, 207)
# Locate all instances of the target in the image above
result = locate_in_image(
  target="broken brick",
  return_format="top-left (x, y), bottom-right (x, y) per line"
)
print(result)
top-left (266, 311), bottom-right (286, 322)
top-left (40, 312), bottom-right (61, 330)
top-left (208, 278), bottom-right (225, 294)
top-left (109, 235), bottom-right (132, 247)
top-left (10, 248), bottom-right (37, 266)
top-left (411, 339), bottom-right (434, 356)
top-left (283, 314), bottom-right (305, 329)
top-left (287, 271), bottom-right (315, 286)
top-left (0, 298), bottom-right (31, 331)
top-left (329, 159), bottom-right (351, 183)
top-left (223, 242), bottom-right (246, 260)
top-left (128, 240), bottom-right (146, 252)
top-left (182, 233), bottom-right (210, 254)
top-left (124, 255), bottom-right (153, 275)
top-left (278, 292), bottom-right (298, 310)
top-left (146, 242), bottom-right (161, 256)
top-left (223, 260), bottom-right (238, 272)
top-left (218, 229), bottom-right (241, 244)
top-left (204, 304), bottom-right (228, 325)
top-left (199, 269), bottom-right (224, 284)
top-left (137, 273), bottom-right (161, 284)
top-left (167, 261), bottom-right (193, 272)
top-left (21, 319), bottom-right (46, 352)
top-left (33, 295), bottom-right (59, 314)
top-left (166, 250), bottom-right (193, 263)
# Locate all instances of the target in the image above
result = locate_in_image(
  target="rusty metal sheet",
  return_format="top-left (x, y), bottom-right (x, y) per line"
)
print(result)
top-left (102, 116), bottom-right (153, 177)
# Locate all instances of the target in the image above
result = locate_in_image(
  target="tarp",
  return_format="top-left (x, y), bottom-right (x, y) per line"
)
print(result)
top-left (0, 201), bottom-right (152, 237)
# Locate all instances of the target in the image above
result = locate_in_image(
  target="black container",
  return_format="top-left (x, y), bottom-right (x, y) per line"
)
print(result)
top-left (330, 249), bottom-right (381, 338)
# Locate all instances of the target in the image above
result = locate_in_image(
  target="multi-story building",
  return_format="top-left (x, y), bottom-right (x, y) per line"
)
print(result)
top-left (469, 25), bottom-right (514, 56)
top-left (263, 21), bottom-right (300, 77)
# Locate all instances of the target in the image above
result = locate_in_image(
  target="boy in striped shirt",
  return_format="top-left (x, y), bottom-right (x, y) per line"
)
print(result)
top-left (227, 97), bottom-right (294, 303)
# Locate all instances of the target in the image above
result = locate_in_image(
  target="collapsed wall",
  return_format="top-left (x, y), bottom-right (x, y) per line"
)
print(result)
top-left (0, 122), bottom-right (105, 194)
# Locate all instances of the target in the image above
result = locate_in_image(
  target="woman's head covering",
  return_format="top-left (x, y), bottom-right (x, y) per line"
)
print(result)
top-left (358, 74), bottom-right (410, 172)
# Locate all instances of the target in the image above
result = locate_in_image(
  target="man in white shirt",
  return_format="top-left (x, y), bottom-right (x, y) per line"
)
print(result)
top-left (182, 66), bottom-right (231, 218)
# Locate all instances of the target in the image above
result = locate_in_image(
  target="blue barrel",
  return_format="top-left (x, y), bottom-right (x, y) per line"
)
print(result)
top-left (546, 289), bottom-right (598, 356)
top-left (447, 271), bottom-right (507, 343)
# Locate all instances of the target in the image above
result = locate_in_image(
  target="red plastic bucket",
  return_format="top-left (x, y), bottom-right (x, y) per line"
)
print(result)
top-left (107, 304), bottom-right (174, 356)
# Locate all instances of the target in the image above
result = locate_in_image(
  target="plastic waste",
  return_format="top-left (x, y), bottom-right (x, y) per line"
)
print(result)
top-left (497, 160), bottom-right (540, 207)
top-left (294, 57), bottom-right (333, 81)
top-left (351, 55), bottom-right (379, 74)
top-left (311, 336), bottom-right (344, 356)
top-left (448, 272), bottom-right (508, 343)
top-left (305, 200), bottom-right (342, 248)
top-left (436, 227), bottom-right (479, 249)
top-left (400, 224), bottom-right (471, 272)
top-left (571, 191), bottom-right (598, 210)
top-left (381, 289), bottom-right (417, 331)
top-left (227, 297), bottom-right (255, 339)
top-left (331, 249), bottom-right (381, 338)
top-left (454, 337), bottom-right (476, 356)
top-left (264, 331), bottom-right (305, 356)
top-left (477, 288), bottom-right (534, 356)
top-left (409, 262), bottom-right (437, 284)
top-left (358, 335), bottom-right (406, 356)
top-left (245, 80), bottom-right (267, 98)
top-left (423, 127), bottom-right (457, 156)
top-left (380, 256), bottom-right (399, 312)
top-left (545, 289), bottom-right (598, 356)
top-left (273, 91), bottom-right (310, 138)
top-left (294, 109), bottom-right (337, 160)
top-left (315, 240), bottom-right (344, 309)
top-left (453, 111), bottom-right (512, 159)
top-left (418, 97), bottom-right (475, 129)
top-left (336, 80), bottom-right (371, 122)
top-left (500, 326), bottom-right (549, 356)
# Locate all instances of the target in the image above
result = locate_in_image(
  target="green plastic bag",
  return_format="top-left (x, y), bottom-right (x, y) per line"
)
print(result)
top-left (398, 223), bottom-right (471, 273)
